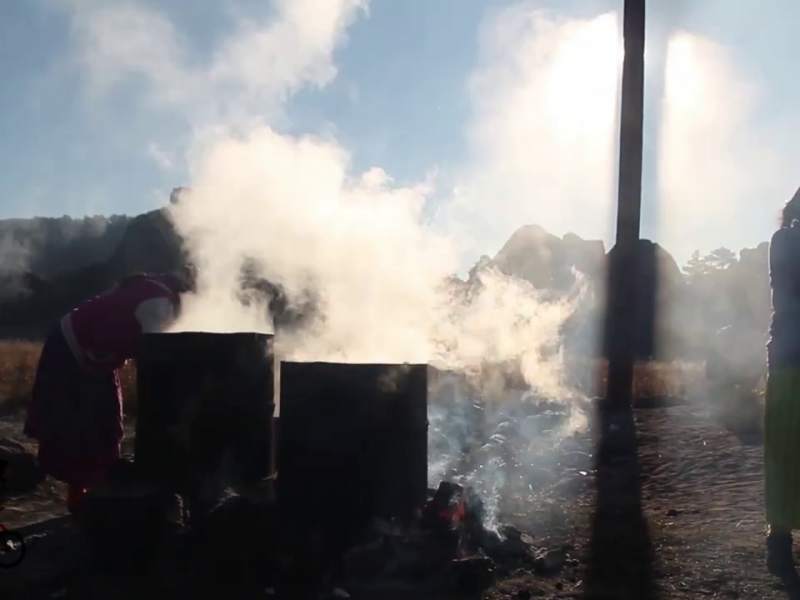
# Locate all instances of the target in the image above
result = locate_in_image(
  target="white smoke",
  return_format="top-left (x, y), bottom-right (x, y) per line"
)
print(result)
top-left (60, 0), bottom-right (623, 409)
top-left (162, 5), bottom-right (619, 383)
top-left (0, 235), bottom-right (30, 276)
top-left (427, 370), bottom-right (588, 531)
top-left (0, 235), bottom-right (32, 301)
top-left (172, 146), bottom-right (587, 417)
top-left (56, 0), bottom-right (621, 384)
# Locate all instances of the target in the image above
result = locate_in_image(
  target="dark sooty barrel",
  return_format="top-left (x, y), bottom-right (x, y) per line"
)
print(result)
top-left (135, 332), bottom-right (275, 490)
top-left (278, 362), bottom-right (428, 532)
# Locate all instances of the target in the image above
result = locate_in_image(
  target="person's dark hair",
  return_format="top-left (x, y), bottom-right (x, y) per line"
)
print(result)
top-left (161, 264), bottom-right (196, 296)
top-left (116, 268), bottom-right (195, 296)
top-left (781, 187), bottom-right (800, 228)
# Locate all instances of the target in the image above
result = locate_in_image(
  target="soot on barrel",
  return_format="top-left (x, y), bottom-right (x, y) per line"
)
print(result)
top-left (135, 332), bottom-right (275, 495)
top-left (278, 362), bottom-right (428, 535)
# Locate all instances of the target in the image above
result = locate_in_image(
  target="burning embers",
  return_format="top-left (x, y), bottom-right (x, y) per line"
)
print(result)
top-left (341, 480), bottom-right (572, 597)
top-left (427, 372), bottom-right (589, 534)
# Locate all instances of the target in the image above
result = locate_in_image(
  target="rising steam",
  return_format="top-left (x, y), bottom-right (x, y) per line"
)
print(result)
top-left (56, 0), bottom-right (627, 420)
top-left (0, 235), bottom-right (31, 300)
top-left (157, 6), bottom-right (622, 403)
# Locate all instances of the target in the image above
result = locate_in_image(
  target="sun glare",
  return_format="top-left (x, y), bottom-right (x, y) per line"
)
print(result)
top-left (664, 33), bottom-right (706, 112)
top-left (544, 14), bottom-right (622, 144)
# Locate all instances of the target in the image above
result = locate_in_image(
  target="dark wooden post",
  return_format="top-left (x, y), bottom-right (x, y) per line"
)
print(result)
top-left (605, 0), bottom-right (646, 410)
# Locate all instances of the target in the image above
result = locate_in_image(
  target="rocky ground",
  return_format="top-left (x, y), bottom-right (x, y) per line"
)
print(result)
top-left (0, 393), bottom-right (791, 599)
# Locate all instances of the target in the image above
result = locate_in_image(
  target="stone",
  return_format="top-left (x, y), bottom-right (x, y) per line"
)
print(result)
top-left (450, 556), bottom-right (496, 593)
top-left (0, 439), bottom-right (44, 496)
top-left (480, 528), bottom-right (534, 561)
top-left (499, 525), bottom-right (523, 541)
top-left (533, 548), bottom-right (567, 575)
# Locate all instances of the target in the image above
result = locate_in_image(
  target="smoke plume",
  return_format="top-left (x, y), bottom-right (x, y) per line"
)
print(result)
top-left (158, 5), bottom-right (619, 384)
top-left (57, 0), bottom-right (627, 406)
top-left (0, 235), bottom-right (32, 300)
top-left (56, 1), bottom-right (630, 389)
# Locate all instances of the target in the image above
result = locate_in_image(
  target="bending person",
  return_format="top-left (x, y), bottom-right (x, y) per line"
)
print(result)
top-left (23, 271), bottom-right (193, 514)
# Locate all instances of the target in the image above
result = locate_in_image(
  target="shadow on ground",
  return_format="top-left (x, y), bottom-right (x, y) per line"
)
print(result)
top-left (583, 404), bottom-right (657, 600)
top-left (705, 389), bottom-right (764, 447)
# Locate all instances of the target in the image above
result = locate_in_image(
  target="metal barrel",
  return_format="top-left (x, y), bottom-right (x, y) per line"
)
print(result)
top-left (278, 362), bottom-right (428, 534)
top-left (135, 332), bottom-right (275, 492)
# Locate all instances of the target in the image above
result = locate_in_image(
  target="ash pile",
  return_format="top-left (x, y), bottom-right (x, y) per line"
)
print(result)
top-left (341, 481), bottom-right (575, 598)
top-left (428, 370), bottom-right (593, 526)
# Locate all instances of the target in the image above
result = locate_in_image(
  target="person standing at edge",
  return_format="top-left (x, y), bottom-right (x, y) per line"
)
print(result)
top-left (23, 270), bottom-right (193, 515)
top-left (765, 188), bottom-right (800, 582)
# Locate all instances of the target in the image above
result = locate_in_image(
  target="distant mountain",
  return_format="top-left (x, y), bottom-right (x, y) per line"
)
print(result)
top-left (491, 225), bottom-right (606, 290)
top-left (479, 228), bottom-right (687, 359)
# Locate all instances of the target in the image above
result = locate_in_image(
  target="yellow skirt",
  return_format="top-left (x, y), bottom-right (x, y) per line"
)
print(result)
top-left (765, 368), bottom-right (800, 530)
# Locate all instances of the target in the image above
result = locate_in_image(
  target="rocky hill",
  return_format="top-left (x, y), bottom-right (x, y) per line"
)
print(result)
top-left (463, 227), bottom-right (768, 361)
top-left (490, 225), bottom-right (606, 290)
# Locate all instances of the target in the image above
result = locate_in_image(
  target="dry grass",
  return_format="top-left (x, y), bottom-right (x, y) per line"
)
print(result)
top-left (557, 357), bottom-right (708, 402)
top-left (0, 340), bottom-right (708, 418)
top-left (0, 340), bottom-right (138, 417)
top-left (0, 341), bottom-right (41, 414)
top-left (595, 360), bottom-right (708, 400)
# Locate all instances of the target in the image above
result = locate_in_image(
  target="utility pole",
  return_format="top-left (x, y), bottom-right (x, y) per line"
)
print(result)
top-left (605, 0), bottom-right (646, 411)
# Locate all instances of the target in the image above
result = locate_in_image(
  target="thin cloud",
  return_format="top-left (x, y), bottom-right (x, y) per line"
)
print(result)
top-left (146, 142), bottom-right (175, 171)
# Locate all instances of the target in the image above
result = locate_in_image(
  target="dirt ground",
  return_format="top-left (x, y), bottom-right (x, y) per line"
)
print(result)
top-left (0, 395), bottom-right (793, 599)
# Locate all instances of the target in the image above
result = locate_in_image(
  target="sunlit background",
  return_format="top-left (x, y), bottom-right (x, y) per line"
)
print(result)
top-left (0, 0), bottom-right (794, 564)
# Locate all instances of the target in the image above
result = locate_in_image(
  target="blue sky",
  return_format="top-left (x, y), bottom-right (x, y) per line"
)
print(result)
top-left (2, 0), bottom-right (493, 216)
top-left (2, 0), bottom-right (800, 268)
